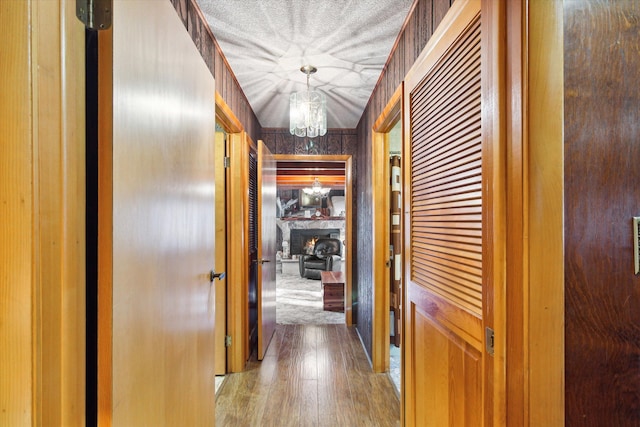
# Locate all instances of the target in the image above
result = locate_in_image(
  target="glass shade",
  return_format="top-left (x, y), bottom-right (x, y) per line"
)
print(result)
top-left (290, 89), bottom-right (327, 138)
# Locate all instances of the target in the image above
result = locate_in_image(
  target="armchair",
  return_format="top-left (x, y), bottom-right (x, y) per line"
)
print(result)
top-left (298, 238), bottom-right (342, 279)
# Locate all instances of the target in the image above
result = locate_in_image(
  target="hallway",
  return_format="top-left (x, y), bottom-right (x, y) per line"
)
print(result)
top-left (215, 324), bottom-right (400, 426)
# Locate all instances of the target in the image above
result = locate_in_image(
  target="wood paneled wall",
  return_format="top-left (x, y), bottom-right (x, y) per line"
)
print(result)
top-left (262, 128), bottom-right (358, 157)
top-left (355, 0), bottom-right (453, 356)
top-left (171, 0), bottom-right (454, 356)
top-left (564, 0), bottom-right (640, 423)
top-left (170, 0), bottom-right (261, 142)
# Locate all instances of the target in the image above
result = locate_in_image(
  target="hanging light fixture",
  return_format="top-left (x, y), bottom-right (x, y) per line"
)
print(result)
top-left (302, 177), bottom-right (330, 197)
top-left (290, 65), bottom-right (327, 138)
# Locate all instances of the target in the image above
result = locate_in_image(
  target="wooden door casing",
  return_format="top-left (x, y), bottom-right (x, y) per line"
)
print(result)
top-left (99, 0), bottom-right (216, 424)
top-left (227, 132), bottom-right (250, 372)
top-left (1, 1), bottom-right (86, 424)
top-left (372, 85), bottom-right (403, 373)
top-left (214, 130), bottom-right (228, 375)
top-left (402, 0), bottom-right (507, 424)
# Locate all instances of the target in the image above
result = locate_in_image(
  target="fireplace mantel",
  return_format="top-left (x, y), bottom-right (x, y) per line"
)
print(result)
top-left (279, 217), bottom-right (345, 221)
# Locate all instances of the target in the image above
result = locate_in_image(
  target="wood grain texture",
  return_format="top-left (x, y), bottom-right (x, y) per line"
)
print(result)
top-left (98, 27), bottom-right (114, 427)
top-left (371, 85), bottom-right (403, 373)
top-left (105, 1), bottom-right (216, 424)
top-left (215, 131), bottom-right (228, 375)
top-left (403, 1), bottom-right (489, 425)
top-left (1, 2), bottom-right (35, 424)
top-left (372, 130), bottom-right (392, 373)
top-left (261, 128), bottom-right (357, 156)
top-left (480, 1), bottom-right (508, 423)
top-left (411, 303), bottom-right (482, 426)
top-left (504, 1), bottom-right (527, 423)
top-left (216, 324), bottom-right (400, 426)
top-left (410, 12), bottom-right (482, 317)
top-left (36, 2), bottom-right (87, 424)
top-left (1, 1), bottom-right (85, 425)
top-left (526, 1), bottom-right (565, 425)
top-left (564, 0), bottom-right (640, 424)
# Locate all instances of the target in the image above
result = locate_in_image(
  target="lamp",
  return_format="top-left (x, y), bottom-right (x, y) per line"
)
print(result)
top-left (290, 65), bottom-right (327, 138)
top-left (302, 177), bottom-right (330, 197)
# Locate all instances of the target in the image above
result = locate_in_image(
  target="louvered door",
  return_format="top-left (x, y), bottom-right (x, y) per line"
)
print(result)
top-left (403, 0), bottom-right (490, 425)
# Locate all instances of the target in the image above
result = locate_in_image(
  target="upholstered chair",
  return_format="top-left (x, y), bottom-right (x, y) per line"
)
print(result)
top-left (298, 238), bottom-right (342, 279)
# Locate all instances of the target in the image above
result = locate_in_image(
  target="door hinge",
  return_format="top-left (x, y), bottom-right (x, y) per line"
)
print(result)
top-left (76, 0), bottom-right (112, 30)
top-left (225, 335), bottom-right (232, 347)
top-left (485, 327), bottom-right (494, 356)
top-left (223, 157), bottom-right (231, 168)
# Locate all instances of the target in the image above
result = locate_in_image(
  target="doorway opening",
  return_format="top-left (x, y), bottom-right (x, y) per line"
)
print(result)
top-left (274, 155), bottom-right (354, 326)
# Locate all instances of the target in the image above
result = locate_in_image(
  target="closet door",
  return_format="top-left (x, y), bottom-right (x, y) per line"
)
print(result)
top-left (402, 0), bottom-right (505, 424)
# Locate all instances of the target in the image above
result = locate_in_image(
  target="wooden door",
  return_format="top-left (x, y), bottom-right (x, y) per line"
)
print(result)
top-left (257, 140), bottom-right (277, 360)
top-left (214, 130), bottom-right (228, 375)
top-left (98, 1), bottom-right (216, 424)
top-left (402, 0), bottom-right (505, 424)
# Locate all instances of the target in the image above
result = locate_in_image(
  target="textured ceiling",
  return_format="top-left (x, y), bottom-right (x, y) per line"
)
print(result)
top-left (195, 0), bottom-right (414, 129)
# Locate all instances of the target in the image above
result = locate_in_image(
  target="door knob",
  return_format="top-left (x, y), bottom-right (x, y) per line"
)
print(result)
top-left (210, 270), bottom-right (225, 282)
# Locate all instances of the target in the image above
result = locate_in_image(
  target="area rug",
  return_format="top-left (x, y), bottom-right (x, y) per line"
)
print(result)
top-left (276, 273), bottom-right (345, 325)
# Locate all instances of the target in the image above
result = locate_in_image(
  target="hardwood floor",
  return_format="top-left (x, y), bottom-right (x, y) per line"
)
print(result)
top-left (216, 324), bottom-right (400, 426)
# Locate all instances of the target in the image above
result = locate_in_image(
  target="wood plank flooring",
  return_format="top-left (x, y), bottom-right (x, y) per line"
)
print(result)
top-left (216, 324), bottom-right (400, 426)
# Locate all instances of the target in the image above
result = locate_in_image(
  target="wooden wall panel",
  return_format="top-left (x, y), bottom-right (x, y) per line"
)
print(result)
top-left (355, 0), bottom-right (452, 358)
top-left (261, 128), bottom-right (357, 157)
top-left (170, 0), bottom-right (188, 26)
top-left (564, 0), bottom-right (640, 423)
top-left (171, 0), bottom-right (262, 143)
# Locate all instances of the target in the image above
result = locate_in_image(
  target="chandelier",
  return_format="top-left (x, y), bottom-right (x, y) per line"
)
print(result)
top-left (302, 177), bottom-right (330, 197)
top-left (290, 65), bottom-right (327, 138)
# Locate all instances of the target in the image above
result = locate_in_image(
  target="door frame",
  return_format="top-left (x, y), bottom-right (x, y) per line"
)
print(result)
top-left (2, 1), bottom-right (86, 424)
top-left (273, 154), bottom-right (355, 326)
top-left (504, 1), bottom-right (565, 424)
top-left (215, 92), bottom-right (250, 373)
top-left (372, 84), bottom-right (403, 375)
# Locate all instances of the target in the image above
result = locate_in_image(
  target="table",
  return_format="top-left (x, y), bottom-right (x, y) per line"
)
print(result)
top-left (320, 271), bottom-right (345, 312)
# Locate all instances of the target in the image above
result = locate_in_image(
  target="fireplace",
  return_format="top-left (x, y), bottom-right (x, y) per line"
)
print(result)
top-left (290, 228), bottom-right (340, 255)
